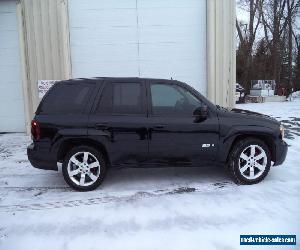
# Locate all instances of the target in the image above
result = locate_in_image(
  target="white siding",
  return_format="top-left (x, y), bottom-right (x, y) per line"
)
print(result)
top-left (69, 0), bottom-right (207, 94)
top-left (0, 0), bottom-right (25, 132)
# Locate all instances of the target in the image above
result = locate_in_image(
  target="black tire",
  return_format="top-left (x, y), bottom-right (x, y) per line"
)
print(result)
top-left (62, 146), bottom-right (107, 191)
top-left (228, 138), bottom-right (271, 185)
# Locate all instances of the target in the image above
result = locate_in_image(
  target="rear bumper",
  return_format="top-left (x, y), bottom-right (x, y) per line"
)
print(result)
top-left (273, 139), bottom-right (288, 166)
top-left (27, 142), bottom-right (58, 171)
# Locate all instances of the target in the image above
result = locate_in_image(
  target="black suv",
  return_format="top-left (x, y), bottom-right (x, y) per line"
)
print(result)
top-left (27, 77), bottom-right (288, 191)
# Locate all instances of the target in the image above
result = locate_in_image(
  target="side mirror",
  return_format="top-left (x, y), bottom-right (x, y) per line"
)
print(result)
top-left (193, 105), bottom-right (208, 122)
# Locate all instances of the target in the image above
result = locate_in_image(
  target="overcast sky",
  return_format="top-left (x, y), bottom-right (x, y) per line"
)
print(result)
top-left (236, 7), bottom-right (248, 22)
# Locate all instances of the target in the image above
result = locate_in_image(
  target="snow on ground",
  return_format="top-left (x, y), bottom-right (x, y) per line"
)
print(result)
top-left (0, 101), bottom-right (300, 250)
top-left (292, 91), bottom-right (300, 98)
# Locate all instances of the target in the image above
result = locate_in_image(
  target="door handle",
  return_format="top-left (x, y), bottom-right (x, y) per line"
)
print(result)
top-left (95, 123), bottom-right (109, 130)
top-left (154, 124), bottom-right (165, 129)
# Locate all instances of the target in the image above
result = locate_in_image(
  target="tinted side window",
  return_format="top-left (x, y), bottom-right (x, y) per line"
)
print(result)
top-left (38, 82), bottom-right (94, 114)
top-left (151, 83), bottom-right (202, 116)
top-left (97, 82), bottom-right (143, 114)
top-left (97, 83), bottom-right (113, 113)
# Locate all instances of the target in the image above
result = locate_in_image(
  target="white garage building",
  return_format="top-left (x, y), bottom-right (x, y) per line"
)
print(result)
top-left (0, 0), bottom-right (25, 132)
top-left (0, 0), bottom-right (235, 133)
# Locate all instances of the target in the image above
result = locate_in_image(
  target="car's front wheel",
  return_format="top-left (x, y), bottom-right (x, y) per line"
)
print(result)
top-left (228, 138), bottom-right (271, 184)
top-left (62, 146), bottom-right (107, 191)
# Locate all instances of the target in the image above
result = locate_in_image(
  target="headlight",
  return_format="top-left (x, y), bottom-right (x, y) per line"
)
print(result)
top-left (280, 125), bottom-right (285, 139)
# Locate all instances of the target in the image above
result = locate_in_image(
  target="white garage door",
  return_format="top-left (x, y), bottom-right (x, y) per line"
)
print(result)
top-left (69, 0), bottom-right (206, 94)
top-left (0, 0), bottom-right (25, 132)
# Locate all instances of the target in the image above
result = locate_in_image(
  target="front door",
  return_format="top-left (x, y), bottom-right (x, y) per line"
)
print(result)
top-left (147, 81), bottom-right (219, 166)
top-left (88, 79), bottom-right (148, 166)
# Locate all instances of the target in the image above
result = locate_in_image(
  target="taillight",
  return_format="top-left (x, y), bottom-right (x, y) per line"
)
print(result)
top-left (31, 120), bottom-right (40, 140)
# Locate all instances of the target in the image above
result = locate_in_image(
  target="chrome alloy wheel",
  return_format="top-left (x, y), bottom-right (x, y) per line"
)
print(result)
top-left (238, 145), bottom-right (267, 180)
top-left (67, 151), bottom-right (101, 187)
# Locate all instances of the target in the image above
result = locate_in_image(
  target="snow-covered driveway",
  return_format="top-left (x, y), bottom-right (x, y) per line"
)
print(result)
top-left (0, 101), bottom-right (300, 250)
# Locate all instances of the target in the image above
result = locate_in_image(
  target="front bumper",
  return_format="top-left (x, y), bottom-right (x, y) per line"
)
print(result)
top-left (273, 139), bottom-right (288, 166)
top-left (27, 142), bottom-right (58, 171)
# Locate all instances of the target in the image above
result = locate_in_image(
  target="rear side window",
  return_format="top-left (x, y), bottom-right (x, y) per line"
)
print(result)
top-left (38, 82), bottom-right (94, 114)
top-left (97, 82), bottom-right (144, 114)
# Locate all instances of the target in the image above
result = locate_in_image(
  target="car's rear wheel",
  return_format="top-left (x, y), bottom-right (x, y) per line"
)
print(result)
top-left (228, 138), bottom-right (271, 184)
top-left (62, 146), bottom-right (106, 191)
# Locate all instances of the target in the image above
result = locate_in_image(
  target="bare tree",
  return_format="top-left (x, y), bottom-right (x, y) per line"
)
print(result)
top-left (236, 0), bottom-right (262, 89)
top-left (293, 33), bottom-right (300, 90)
top-left (258, 0), bottom-right (299, 89)
top-left (258, 0), bottom-right (286, 85)
top-left (236, 0), bottom-right (300, 93)
top-left (286, 0), bottom-right (299, 88)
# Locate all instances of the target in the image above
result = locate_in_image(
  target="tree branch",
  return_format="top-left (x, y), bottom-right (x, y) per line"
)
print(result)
top-left (292, 29), bottom-right (299, 49)
top-left (236, 19), bottom-right (245, 44)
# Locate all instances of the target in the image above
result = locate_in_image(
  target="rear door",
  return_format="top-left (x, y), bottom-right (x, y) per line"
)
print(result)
top-left (88, 79), bottom-right (148, 166)
top-left (146, 80), bottom-right (219, 166)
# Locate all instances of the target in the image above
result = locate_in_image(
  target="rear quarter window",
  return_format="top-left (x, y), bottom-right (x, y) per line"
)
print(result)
top-left (37, 81), bottom-right (95, 115)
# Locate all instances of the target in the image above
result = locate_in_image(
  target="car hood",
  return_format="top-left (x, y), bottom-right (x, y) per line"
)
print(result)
top-left (231, 108), bottom-right (270, 117)
top-left (217, 106), bottom-right (280, 125)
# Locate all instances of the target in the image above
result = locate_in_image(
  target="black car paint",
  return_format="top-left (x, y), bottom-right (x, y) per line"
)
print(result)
top-left (27, 77), bottom-right (288, 171)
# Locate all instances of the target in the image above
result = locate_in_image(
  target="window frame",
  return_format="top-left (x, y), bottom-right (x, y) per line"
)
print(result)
top-left (147, 80), bottom-right (205, 117)
top-left (93, 79), bottom-right (147, 117)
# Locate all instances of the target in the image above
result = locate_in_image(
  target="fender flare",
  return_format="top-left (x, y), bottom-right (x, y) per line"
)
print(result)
top-left (50, 129), bottom-right (110, 163)
top-left (218, 125), bottom-right (276, 162)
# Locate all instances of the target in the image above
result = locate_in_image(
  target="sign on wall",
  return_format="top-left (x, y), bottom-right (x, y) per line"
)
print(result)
top-left (38, 80), bottom-right (60, 98)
